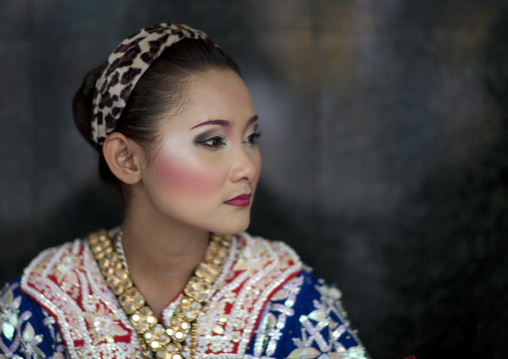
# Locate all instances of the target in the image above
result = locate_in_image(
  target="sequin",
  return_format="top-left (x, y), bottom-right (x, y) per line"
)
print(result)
top-left (212, 325), bottom-right (224, 335)
top-left (309, 309), bottom-right (326, 322)
top-left (2, 322), bottom-right (14, 340)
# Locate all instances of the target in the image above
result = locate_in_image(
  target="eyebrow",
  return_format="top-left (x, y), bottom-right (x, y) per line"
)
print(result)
top-left (247, 115), bottom-right (258, 125)
top-left (189, 120), bottom-right (230, 130)
top-left (189, 116), bottom-right (259, 130)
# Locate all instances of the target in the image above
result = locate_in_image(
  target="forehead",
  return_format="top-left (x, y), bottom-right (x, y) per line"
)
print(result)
top-left (162, 69), bottom-right (255, 130)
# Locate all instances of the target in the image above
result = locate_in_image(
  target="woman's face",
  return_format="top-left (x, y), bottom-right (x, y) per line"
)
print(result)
top-left (140, 69), bottom-right (261, 235)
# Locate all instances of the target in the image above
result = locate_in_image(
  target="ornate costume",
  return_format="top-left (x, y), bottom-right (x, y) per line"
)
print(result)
top-left (0, 232), bottom-right (368, 359)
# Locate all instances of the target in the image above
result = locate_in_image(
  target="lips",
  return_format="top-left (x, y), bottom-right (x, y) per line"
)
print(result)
top-left (223, 193), bottom-right (252, 207)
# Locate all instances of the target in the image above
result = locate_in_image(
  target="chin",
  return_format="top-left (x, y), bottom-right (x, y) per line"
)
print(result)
top-left (211, 217), bottom-right (251, 236)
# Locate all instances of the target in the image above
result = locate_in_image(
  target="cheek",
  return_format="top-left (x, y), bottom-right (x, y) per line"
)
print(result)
top-left (154, 154), bottom-right (223, 197)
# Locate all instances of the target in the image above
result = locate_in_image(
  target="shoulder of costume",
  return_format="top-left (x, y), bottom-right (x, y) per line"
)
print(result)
top-left (1, 276), bottom-right (45, 318)
top-left (0, 276), bottom-right (67, 357)
top-left (245, 260), bottom-right (370, 359)
top-left (223, 231), bottom-right (305, 300)
top-left (230, 232), bottom-right (303, 271)
top-left (20, 238), bottom-right (93, 302)
top-left (20, 237), bottom-right (141, 358)
top-left (188, 232), bottom-right (304, 355)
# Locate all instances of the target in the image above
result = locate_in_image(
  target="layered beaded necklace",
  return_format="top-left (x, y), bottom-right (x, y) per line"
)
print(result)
top-left (88, 229), bottom-right (231, 359)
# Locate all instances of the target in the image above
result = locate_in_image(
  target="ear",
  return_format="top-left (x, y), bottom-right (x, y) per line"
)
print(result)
top-left (102, 133), bottom-right (143, 185)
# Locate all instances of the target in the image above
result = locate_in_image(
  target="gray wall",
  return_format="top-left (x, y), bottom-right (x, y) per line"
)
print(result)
top-left (1, 1), bottom-right (508, 358)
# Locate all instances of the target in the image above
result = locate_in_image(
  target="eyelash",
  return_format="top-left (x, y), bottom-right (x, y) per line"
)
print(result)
top-left (244, 131), bottom-right (261, 145)
top-left (195, 131), bottom-right (261, 149)
top-left (196, 135), bottom-right (226, 148)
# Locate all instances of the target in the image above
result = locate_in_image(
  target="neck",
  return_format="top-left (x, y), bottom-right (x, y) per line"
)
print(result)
top-left (119, 185), bottom-right (210, 314)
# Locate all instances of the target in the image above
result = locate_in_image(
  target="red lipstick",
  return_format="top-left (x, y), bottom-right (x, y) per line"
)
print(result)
top-left (224, 193), bottom-right (252, 207)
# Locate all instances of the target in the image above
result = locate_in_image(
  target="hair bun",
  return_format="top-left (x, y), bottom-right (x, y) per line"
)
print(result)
top-left (73, 65), bottom-right (103, 148)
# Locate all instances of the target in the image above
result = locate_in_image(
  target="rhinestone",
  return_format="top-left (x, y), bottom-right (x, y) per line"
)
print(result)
top-left (144, 332), bottom-right (152, 340)
top-left (147, 316), bottom-right (155, 323)
top-left (132, 314), bottom-right (140, 322)
top-left (191, 303), bottom-right (199, 309)
top-left (173, 355), bottom-right (181, 359)
top-left (154, 326), bottom-right (162, 333)
top-left (166, 328), bottom-right (174, 336)
top-left (157, 351), bottom-right (166, 358)
top-left (135, 297), bottom-right (143, 305)
top-left (186, 311), bottom-right (193, 319)
top-left (181, 322), bottom-right (188, 330)
top-left (175, 332), bottom-right (183, 339)
top-left (141, 307), bottom-right (149, 315)
top-left (151, 341), bottom-right (159, 349)
top-left (160, 334), bottom-right (168, 342)
top-left (167, 344), bottom-right (175, 352)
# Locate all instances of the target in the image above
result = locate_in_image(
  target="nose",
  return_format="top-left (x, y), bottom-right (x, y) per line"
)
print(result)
top-left (229, 148), bottom-right (259, 184)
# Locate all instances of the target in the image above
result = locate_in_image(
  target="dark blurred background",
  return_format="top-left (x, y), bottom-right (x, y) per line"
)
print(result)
top-left (1, 1), bottom-right (508, 358)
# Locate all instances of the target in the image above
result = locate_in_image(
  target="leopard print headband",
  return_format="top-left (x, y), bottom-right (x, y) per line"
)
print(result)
top-left (91, 23), bottom-right (208, 146)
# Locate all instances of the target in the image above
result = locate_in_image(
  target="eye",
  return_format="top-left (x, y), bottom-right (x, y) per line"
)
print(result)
top-left (244, 131), bottom-right (261, 145)
top-left (196, 135), bottom-right (227, 148)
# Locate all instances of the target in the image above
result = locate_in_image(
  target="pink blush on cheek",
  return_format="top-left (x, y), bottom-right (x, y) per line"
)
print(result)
top-left (154, 155), bottom-right (221, 197)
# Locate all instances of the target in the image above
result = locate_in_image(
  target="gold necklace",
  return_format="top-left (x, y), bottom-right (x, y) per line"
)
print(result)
top-left (88, 230), bottom-right (231, 359)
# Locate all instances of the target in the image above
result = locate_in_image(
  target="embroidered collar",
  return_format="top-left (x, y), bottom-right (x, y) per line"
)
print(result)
top-left (20, 232), bottom-right (301, 359)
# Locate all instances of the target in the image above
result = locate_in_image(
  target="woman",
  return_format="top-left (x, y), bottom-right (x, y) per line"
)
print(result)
top-left (0, 23), bottom-right (368, 359)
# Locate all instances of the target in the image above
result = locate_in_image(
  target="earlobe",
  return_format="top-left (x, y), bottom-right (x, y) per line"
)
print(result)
top-left (102, 133), bottom-right (142, 185)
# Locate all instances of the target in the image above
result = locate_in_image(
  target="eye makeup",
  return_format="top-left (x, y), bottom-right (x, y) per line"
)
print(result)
top-left (190, 115), bottom-right (259, 149)
top-left (244, 131), bottom-right (261, 145)
top-left (193, 130), bottom-right (220, 144)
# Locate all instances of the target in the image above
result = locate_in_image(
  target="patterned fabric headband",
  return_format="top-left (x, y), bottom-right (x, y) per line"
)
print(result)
top-left (91, 23), bottom-right (208, 146)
